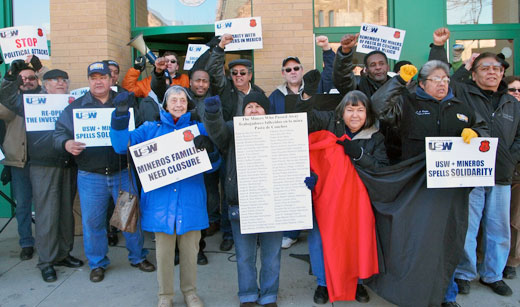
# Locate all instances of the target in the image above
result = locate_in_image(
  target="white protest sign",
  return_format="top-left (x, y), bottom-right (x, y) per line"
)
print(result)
top-left (130, 125), bottom-right (212, 193)
top-left (70, 86), bottom-right (118, 98)
top-left (23, 94), bottom-right (76, 131)
top-left (234, 113), bottom-right (312, 234)
top-left (73, 108), bottom-right (135, 147)
top-left (0, 26), bottom-right (49, 64)
top-left (425, 137), bottom-right (498, 188)
top-left (184, 44), bottom-right (210, 70)
top-left (0, 147), bottom-right (5, 161)
top-left (356, 23), bottom-right (406, 60)
top-left (215, 17), bottom-right (263, 51)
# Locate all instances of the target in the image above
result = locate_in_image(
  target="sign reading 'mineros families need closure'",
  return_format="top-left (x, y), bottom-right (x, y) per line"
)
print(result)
top-left (356, 23), bottom-right (406, 60)
top-left (0, 26), bottom-right (50, 64)
top-left (73, 108), bottom-right (135, 147)
top-left (425, 137), bottom-right (498, 188)
top-left (129, 125), bottom-right (212, 193)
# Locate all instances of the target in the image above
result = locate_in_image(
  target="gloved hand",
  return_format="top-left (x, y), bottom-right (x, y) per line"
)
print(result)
top-left (5, 60), bottom-right (26, 81)
top-left (204, 95), bottom-right (221, 114)
top-left (1, 165), bottom-right (11, 186)
top-left (113, 91), bottom-right (134, 116)
top-left (206, 36), bottom-right (221, 49)
top-left (336, 139), bottom-right (362, 159)
top-left (461, 128), bottom-right (478, 144)
top-left (193, 135), bottom-right (214, 153)
top-left (303, 69), bottom-right (321, 96)
top-left (399, 64), bottom-right (418, 82)
top-left (30, 55), bottom-right (42, 71)
top-left (134, 56), bottom-right (146, 72)
top-left (304, 172), bottom-right (318, 191)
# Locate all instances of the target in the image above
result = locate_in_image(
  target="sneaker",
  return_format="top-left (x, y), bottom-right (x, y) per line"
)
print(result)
top-left (157, 297), bottom-right (173, 307)
top-left (479, 279), bottom-right (513, 296)
top-left (184, 293), bottom-right (204, 307)
top-left (220, 239), bottom-right (234, 251)
top-left (20, 246), bottom-right (34, 260)
top-left (281, 237), bottom-right (297, 249)
top-left (355, 284), bottom-right (370, 303)
top-left (41, 266), bottom-right (57, 282)
top-left (313, 285), bottom-right (329, 304)
top-left (454, 278), bottom-right (470, 294)
top-left (503, 266), bottom-right (517, 279)
top-left (441, 302), bottom-right (461, 307)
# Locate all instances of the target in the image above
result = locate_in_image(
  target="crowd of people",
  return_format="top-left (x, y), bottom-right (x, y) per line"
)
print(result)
top-left (1, 26), bottom-right (519, 307)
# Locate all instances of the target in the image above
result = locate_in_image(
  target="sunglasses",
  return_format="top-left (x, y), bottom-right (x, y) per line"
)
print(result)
top-left (168, 59), bottom-right (177, 64)
top-left (284, 66), bottom-right (301, 73)
top-left (231, 70), bottom-right (248, 76)
top-left (22, 75), bottom-right (37, 81)
top-left (508, 88), bottom-right (520, 93)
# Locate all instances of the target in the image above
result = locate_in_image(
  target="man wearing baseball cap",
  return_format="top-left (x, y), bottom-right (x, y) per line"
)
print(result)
top-left (269, 56), bottom-right (304, 115)
top-left (53, 61), bottom-right (155, 283)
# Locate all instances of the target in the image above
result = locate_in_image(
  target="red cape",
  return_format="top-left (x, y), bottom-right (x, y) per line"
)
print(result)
top-left (309, 130), bottom-right (379, 302)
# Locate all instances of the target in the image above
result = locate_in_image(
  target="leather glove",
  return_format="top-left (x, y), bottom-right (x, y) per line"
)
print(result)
top-left (206, 36), bottom-right (221, 49)
top-left (336, 139), bottom-right (362, 159)
top-left (304, 172), bottom-right (318, 191)
top-left (113, 91), bottom-right (134, 116)
top-left (5, 60), bottom-right (26, 81)
top-left (461, 128), bottom-right (478, 144)
top-left (204, 95), bottom-right (221, 114)
top-left (193, 135), bottom-right (214, 153)
top-left (303, 69), bottom-right (321, 96)
top-left (134, 56), bottom-right (146, 72)
top-left (399, 64), bottom-right (418, 82)
top-left (30, 55), bottom-right (42, 71)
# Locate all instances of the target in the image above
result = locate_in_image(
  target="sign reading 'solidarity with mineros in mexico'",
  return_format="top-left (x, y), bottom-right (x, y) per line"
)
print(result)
top-left (129, 125), bottom-right (212, 192)
top-left (73, 108), bottom-right (135, 147)
top-left (425, 137), bottom-right (498, 188)
top-left (0, 26), bottom-right (50, 64)
top-left (23, 94), bottom-right (75, 131)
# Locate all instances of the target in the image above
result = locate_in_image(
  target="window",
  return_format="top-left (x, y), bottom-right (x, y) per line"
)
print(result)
top-left (314, 0), bottom-right (387, 27)
top-left (328, 10), bottom-right (334, 27)
top-left (447, 0), bottom-right (520, 24)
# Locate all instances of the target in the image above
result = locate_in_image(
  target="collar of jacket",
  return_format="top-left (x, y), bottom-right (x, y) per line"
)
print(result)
top-left (80, 90), bottom-right (116, 107)
top-left (159, 109), bottom-right (192, 127)
top-left (467, 79), bottom-right (508, 98)
top-left (276, 81), bottom-right (304, 96)
top-left (352, 123), bottom-right (379, 140)
top-left (416, 85), bottom-right (454, 102)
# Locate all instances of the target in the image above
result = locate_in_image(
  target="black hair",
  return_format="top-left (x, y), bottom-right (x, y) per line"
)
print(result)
top-left (335, 90), bottom-right (375, 130)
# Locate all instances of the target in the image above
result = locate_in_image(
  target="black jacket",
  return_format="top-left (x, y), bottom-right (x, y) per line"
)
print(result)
top-left (53, 91), bottom-right (128, 173)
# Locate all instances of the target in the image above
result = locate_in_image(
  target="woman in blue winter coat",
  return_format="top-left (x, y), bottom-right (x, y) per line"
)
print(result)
top-left (110, 86), bottom-right (220, 307)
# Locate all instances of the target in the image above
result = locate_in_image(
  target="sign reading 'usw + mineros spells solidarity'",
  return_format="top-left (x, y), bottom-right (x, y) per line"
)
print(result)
top-left (129, 125), bottom-right (212, 193)
top-left (0, 26), bottom-right (49, 64)
top-left (425, 137), bottom-right (498, 188)
top-left (73, 108), bottom-right (135, 147)
top-left (215, 17), bottom-right (263, 51)
top-left (23, 94), bottom-right (75, 131)
top-left (356, 23), bottom-right (406, 60)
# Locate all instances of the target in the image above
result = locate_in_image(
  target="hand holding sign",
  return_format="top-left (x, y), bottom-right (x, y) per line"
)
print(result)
top-left (340, 33), bottom-right (359, 54)
top-left (433, 27), bottom-right (450, 46)
top-left (219, 33), bottom-right (233, 49)
top-left (65, 140), bottom-right (86, 156)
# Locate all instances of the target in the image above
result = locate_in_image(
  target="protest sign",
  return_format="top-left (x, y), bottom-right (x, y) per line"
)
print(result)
top-left (73, 108), bottom-right (135, 147)
top-left (356, 23), bottom-right (406, 60)
top-left (70, 86), bottom-right (118, 98)
top-left (184, 44), bottom-right (210, 70)
top-left (215, 17), bottom-right (263, 51)
top-left (129, 125), bottom-right (212, 193)
top-left (0, 26), bottom-right (49, 64)
top-left (425, 137), bottom-right (498, 188)
top-left (0, 147), bottom-right (4, 161)
top-left (234, 113), bottom-right (312, 234)
top-left (23, 94), bottom-right (75, 131)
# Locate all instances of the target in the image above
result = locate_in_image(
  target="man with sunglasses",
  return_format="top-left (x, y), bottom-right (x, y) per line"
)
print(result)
top-left (430, 27), bottom-right (520, 298)
top-left (269, 56), bottom-right (304, 115)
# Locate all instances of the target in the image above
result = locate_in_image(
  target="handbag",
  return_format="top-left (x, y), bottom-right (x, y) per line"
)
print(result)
top-left (110, 142), bottom-right (139, 233)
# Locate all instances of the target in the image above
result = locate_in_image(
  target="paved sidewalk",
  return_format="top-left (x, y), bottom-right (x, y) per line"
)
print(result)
top-left (1, 218), bottom-right (519, 306)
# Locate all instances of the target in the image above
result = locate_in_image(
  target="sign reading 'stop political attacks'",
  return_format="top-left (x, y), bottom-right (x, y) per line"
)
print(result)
top-left (23, 94), bottom-right (75, 132)
top-left (129, 125), bottom-right (212, 192)
top-left (215, 17), bottom-right (263, 51)
top-left (0, 26), bottom-right (49, 64)
top-left (73, 108), bottom-right (135, 147)
top-left (356, 23), bottom-right (406, 61)
top-left (425, 137), bottom-right (498, 188)
top-left (184, 44), bottom-right (210, 70)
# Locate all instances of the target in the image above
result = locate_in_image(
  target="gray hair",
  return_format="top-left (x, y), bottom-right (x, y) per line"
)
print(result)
top-left (162, 85), bottom-right (192, 109)
top-left (417, 60), bottom-right (450, 84)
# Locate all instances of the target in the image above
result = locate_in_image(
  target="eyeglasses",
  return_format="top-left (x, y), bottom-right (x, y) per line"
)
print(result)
top-left (477, 62), bottom-right (503, 73)
top-left (284, 66), bottom-right (301, 73)
top-left (231, 70), bottom-right (248, 76)
top-left (21, 75), bottom-right (37, 81)
top-left (168, 59), bottom-right (177, 64)
top-left (426, 76), bottom-right (450, 84)
top-left (508, 88), bottom-right (520, 93)
top-left (48, 78), bottom-right (68, 83)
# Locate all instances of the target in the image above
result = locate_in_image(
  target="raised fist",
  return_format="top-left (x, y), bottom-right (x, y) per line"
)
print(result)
top-left (340, 33), bottom-right (359, 54)
top-left (433, 28), bottom-right (450, 46)
top-left (316, 35), bottom-right (330, 51)
top-left (218, 34), bottom-right (233, 49)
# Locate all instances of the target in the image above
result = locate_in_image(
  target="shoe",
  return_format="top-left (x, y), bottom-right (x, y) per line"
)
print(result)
top-left (281, 237), bottom-right (297, 249)
top-left (313, 285), bottom-right (328, 304)
top-left (206, 222), bottom-right (220, 236)
top-left (263, 303), bottom-right (277, 307)
top-left (197, 250), bottom-right (208, 265)
top-left (355, 284), bottom-right (369, 303)
top-left (41, 266), bottom-right (57, 282)
top-left (220, 239), bottom-right (234, 251)
top-left (479, 279), bottom-right (512, 296)
top-left (20, 246), bottom-right (34, 260)
top-left (107, 232), bottom-right (118, 246)
top-left (89, 267), bottom-right (105, 282)
top-left (454, 278), bottom-right (470, 294)
top-left (239, 303), bottom-right (256, 307)
top-left (184, 293), bottom-right (204, 307)
top-left (441, 302), bottom-right (461, 307)
top-left (131, 259), bottom-right (156, 272)
top-left (503, 266), bottom-right (517, 279)
top-left (157, 297), bottom-right (173, 307)
top-left (54, 255), bottom-right (84, 268)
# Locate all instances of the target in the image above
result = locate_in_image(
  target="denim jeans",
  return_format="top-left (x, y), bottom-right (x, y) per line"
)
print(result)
top-left (77, 170), bottom-right (148, 269)
top-left (283, 230), bottom-right (300, 240)
top-left (443, 273), bottom-right (458, 303)
top-left (455, 185), bottom-right (511, 283)
top-left (219, 163), bottom-right (232, 240)
top-left (308, 211), bottom-right (326, 286)
top-left (11, 165), bottom-right (34, 248)
top-left (229, 206), bottom-right (283, 304)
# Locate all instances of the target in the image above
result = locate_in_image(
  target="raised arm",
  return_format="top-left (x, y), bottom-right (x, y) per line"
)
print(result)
top-left (332, 33), bottom-right (359, 95)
